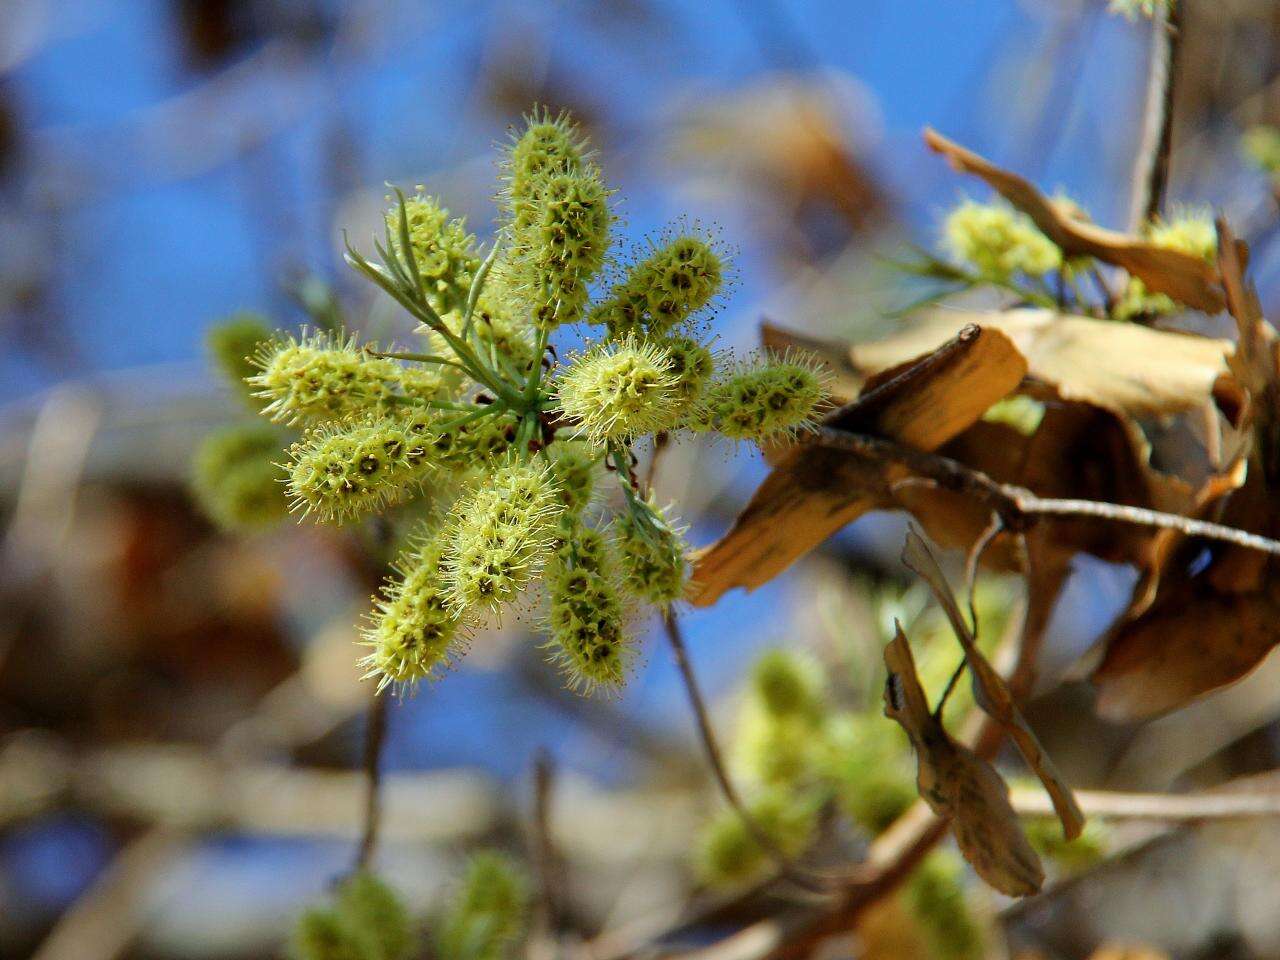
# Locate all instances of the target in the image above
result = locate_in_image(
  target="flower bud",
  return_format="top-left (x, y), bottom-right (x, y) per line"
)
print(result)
top-left (390, 191), bottom-right (480, 315)
top-left (434, 851), bottom-right (531, 960)
top-left (591, 234), bottom-right (724, 337)
top-left (942, 199), bottom-right (1062, 279)
top-left (702, 356), bottom-right (826, 443)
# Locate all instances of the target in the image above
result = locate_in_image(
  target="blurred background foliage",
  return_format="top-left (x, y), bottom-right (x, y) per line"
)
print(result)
top-left (6, 1), bottom-right (1280, 958)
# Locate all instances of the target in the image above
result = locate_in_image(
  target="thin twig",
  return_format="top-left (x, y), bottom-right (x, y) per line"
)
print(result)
top-left (1129, 0), bottom-right (1183, 229)
top-left (1011, 786), bottom-right (1280, 821)
top-left (354, 688), bottom-right (389, 871)
top-left (812, 427), bottom-right (1280, 559)
top-left (660, 611), bottom-right (834, 895)
top-left (532, 749), bottom-right (566, 933)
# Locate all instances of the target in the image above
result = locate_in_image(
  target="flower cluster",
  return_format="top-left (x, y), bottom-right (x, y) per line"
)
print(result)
top-left (290, 855), bottom-right (531, 960)
top-left (1114, 209), bottom-right (1217, 319)
top-left (192, 109), bottom-right (829, 696)
top-left (942, 199), bottom-right (1062, 280)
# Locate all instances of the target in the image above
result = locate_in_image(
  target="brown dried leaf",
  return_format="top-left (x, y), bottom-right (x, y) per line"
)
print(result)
top-left (689, 325), bottom-right (1027, 606)
top-left (883, 624), bottom-right (1044, 897)
top-left (850, 309), bottom-right (1232, 420)
top-left (902, 529), bottom-right (1085, 840)
top-left (924, 128), bottom-right (1225, 314)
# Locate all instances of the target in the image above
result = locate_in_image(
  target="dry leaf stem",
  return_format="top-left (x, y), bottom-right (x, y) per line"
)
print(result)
top-left (812, 427), bottom-right (1280, 559)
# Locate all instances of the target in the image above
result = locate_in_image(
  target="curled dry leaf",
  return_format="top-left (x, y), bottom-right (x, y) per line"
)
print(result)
top-left (849, 309), bottom-right (1232, 420)
top-left (901, 528), bottom-right (1085, 840)
top-left (924, 128), bottom-right (1226, 314)
top-left (689, 324), bottom-right (1027, 606)
top-left (1093, 224), bottom-right (1280, 721)
top-left (882, 622), bottom-right (1045, 897)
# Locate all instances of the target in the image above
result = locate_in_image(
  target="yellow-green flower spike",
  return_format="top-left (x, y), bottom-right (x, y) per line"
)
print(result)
top-left (440, 459), bottom-right (564, 614)
top-left (545, 526), bottom-right (631, 693)
top-left (434, 851), bottom-right (531, 960)
top-left (335, 873), bottom-right (414, 960)
top-left (942, 198), bottom-right (1062, 279)
top-left (290, 909), bottom-right (366, 960)
top-left (389, 191), bottom-right (480, 315)
top-left (289, 872), bottom-right (412, 960)
top-left (612, 494), bottom-right (688, 606)
top-left (515, 170), bottom-right (612, 330)
top-left (361, 537), bottom-right (470, 692)
top-left (286, 415), bottom-right (438, 524)
top-left (207, 312), bottom-right (275, 402)
top-left (1115, 209), bottom-right (1218, 320)
top-left (592, 234), bottom-right (725, 337)
top-left (547, 441), bottom-right (598, 518)
top-left (503, 109), bottom-right (589, 233)
top-left (820, 713), bottom-right (916, 833)
top-left (190, 423), bottom-right (289, 532)
top-left (1243, 125), bottom-right (1280, 176)
top-left (695, 791), bottom-right (816, 888)
top-left (555, 338), bottom-right (682, 444)
top-left (732, 698), bottom-right (819, 789)
top-left (656, 334), bottom-right (715, 418)
top-left (903, 851), bottom-right (984, 960)
top-left (249, 331), bottom-right (407, 426)
top-left (703, 356), bottom-right (827, 443)
top-left (750, 649), bottom-right (825, 721)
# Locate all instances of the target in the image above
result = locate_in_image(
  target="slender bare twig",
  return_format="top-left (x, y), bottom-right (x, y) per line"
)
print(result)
top-left (532, 749), bottom-right (566, 934)
top-left (354, 689), bottom-right (389, 871)
top-left (1129, 0), bottom-right (1183, 229)
top-left (1011, 786), bottom-right (1280, 821)
top-left (813, 427), bottom-right (1280, 559)
top-left (660, 611), bottom-right (834, 895)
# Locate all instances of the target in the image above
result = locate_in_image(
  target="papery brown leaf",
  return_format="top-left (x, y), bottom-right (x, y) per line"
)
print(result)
top-left (901, 529), bottom-right (1085, 840)
top-left (924, 128), bottom-right (1225, 314)
top-left (883, 624), bottom-right (1044, 897)
top-left (689, 325), bottom-right (1027, 606)
top-left (850, 309), bottom-right (1232, 420)
top-left (1095, 578), bottom-right (1280, 721)
top-left (1093, 225), bottom-right (1280, 720)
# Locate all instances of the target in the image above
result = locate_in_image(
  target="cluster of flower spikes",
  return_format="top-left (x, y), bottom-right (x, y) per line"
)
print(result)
top-left (289, 854), bottom-right (531, 960)
top-left (228, 108), bottom-right (828, 698)
top-left (941, 197), bottom-right (1063, 281)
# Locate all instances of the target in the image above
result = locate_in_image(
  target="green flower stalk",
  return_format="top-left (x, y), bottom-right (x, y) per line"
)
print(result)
top-left (434, 851), bottom-right (531, 960)
top-left (286, 415), bottom-right (438, 523)
top-left (702, 355), bottom-right (827, 443)
top-left (361, 537), bottom-right (470, 692)
top-left (190, 423), bottom-right (289, 532)
top-left (942, 198), bottom-right (1062, 280)
top-left (440, 459), bottom-right (564, 614)
top-left (556, 338), bottom-right (682, 444)
top-left (612, 493), bottom-right (688, 607)
top-left (545, 526), bottom-right (631, 693)
top-left (250, 331), bottom-right (439, 426)
top-left (591, 233), bottom-right (725, 337)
